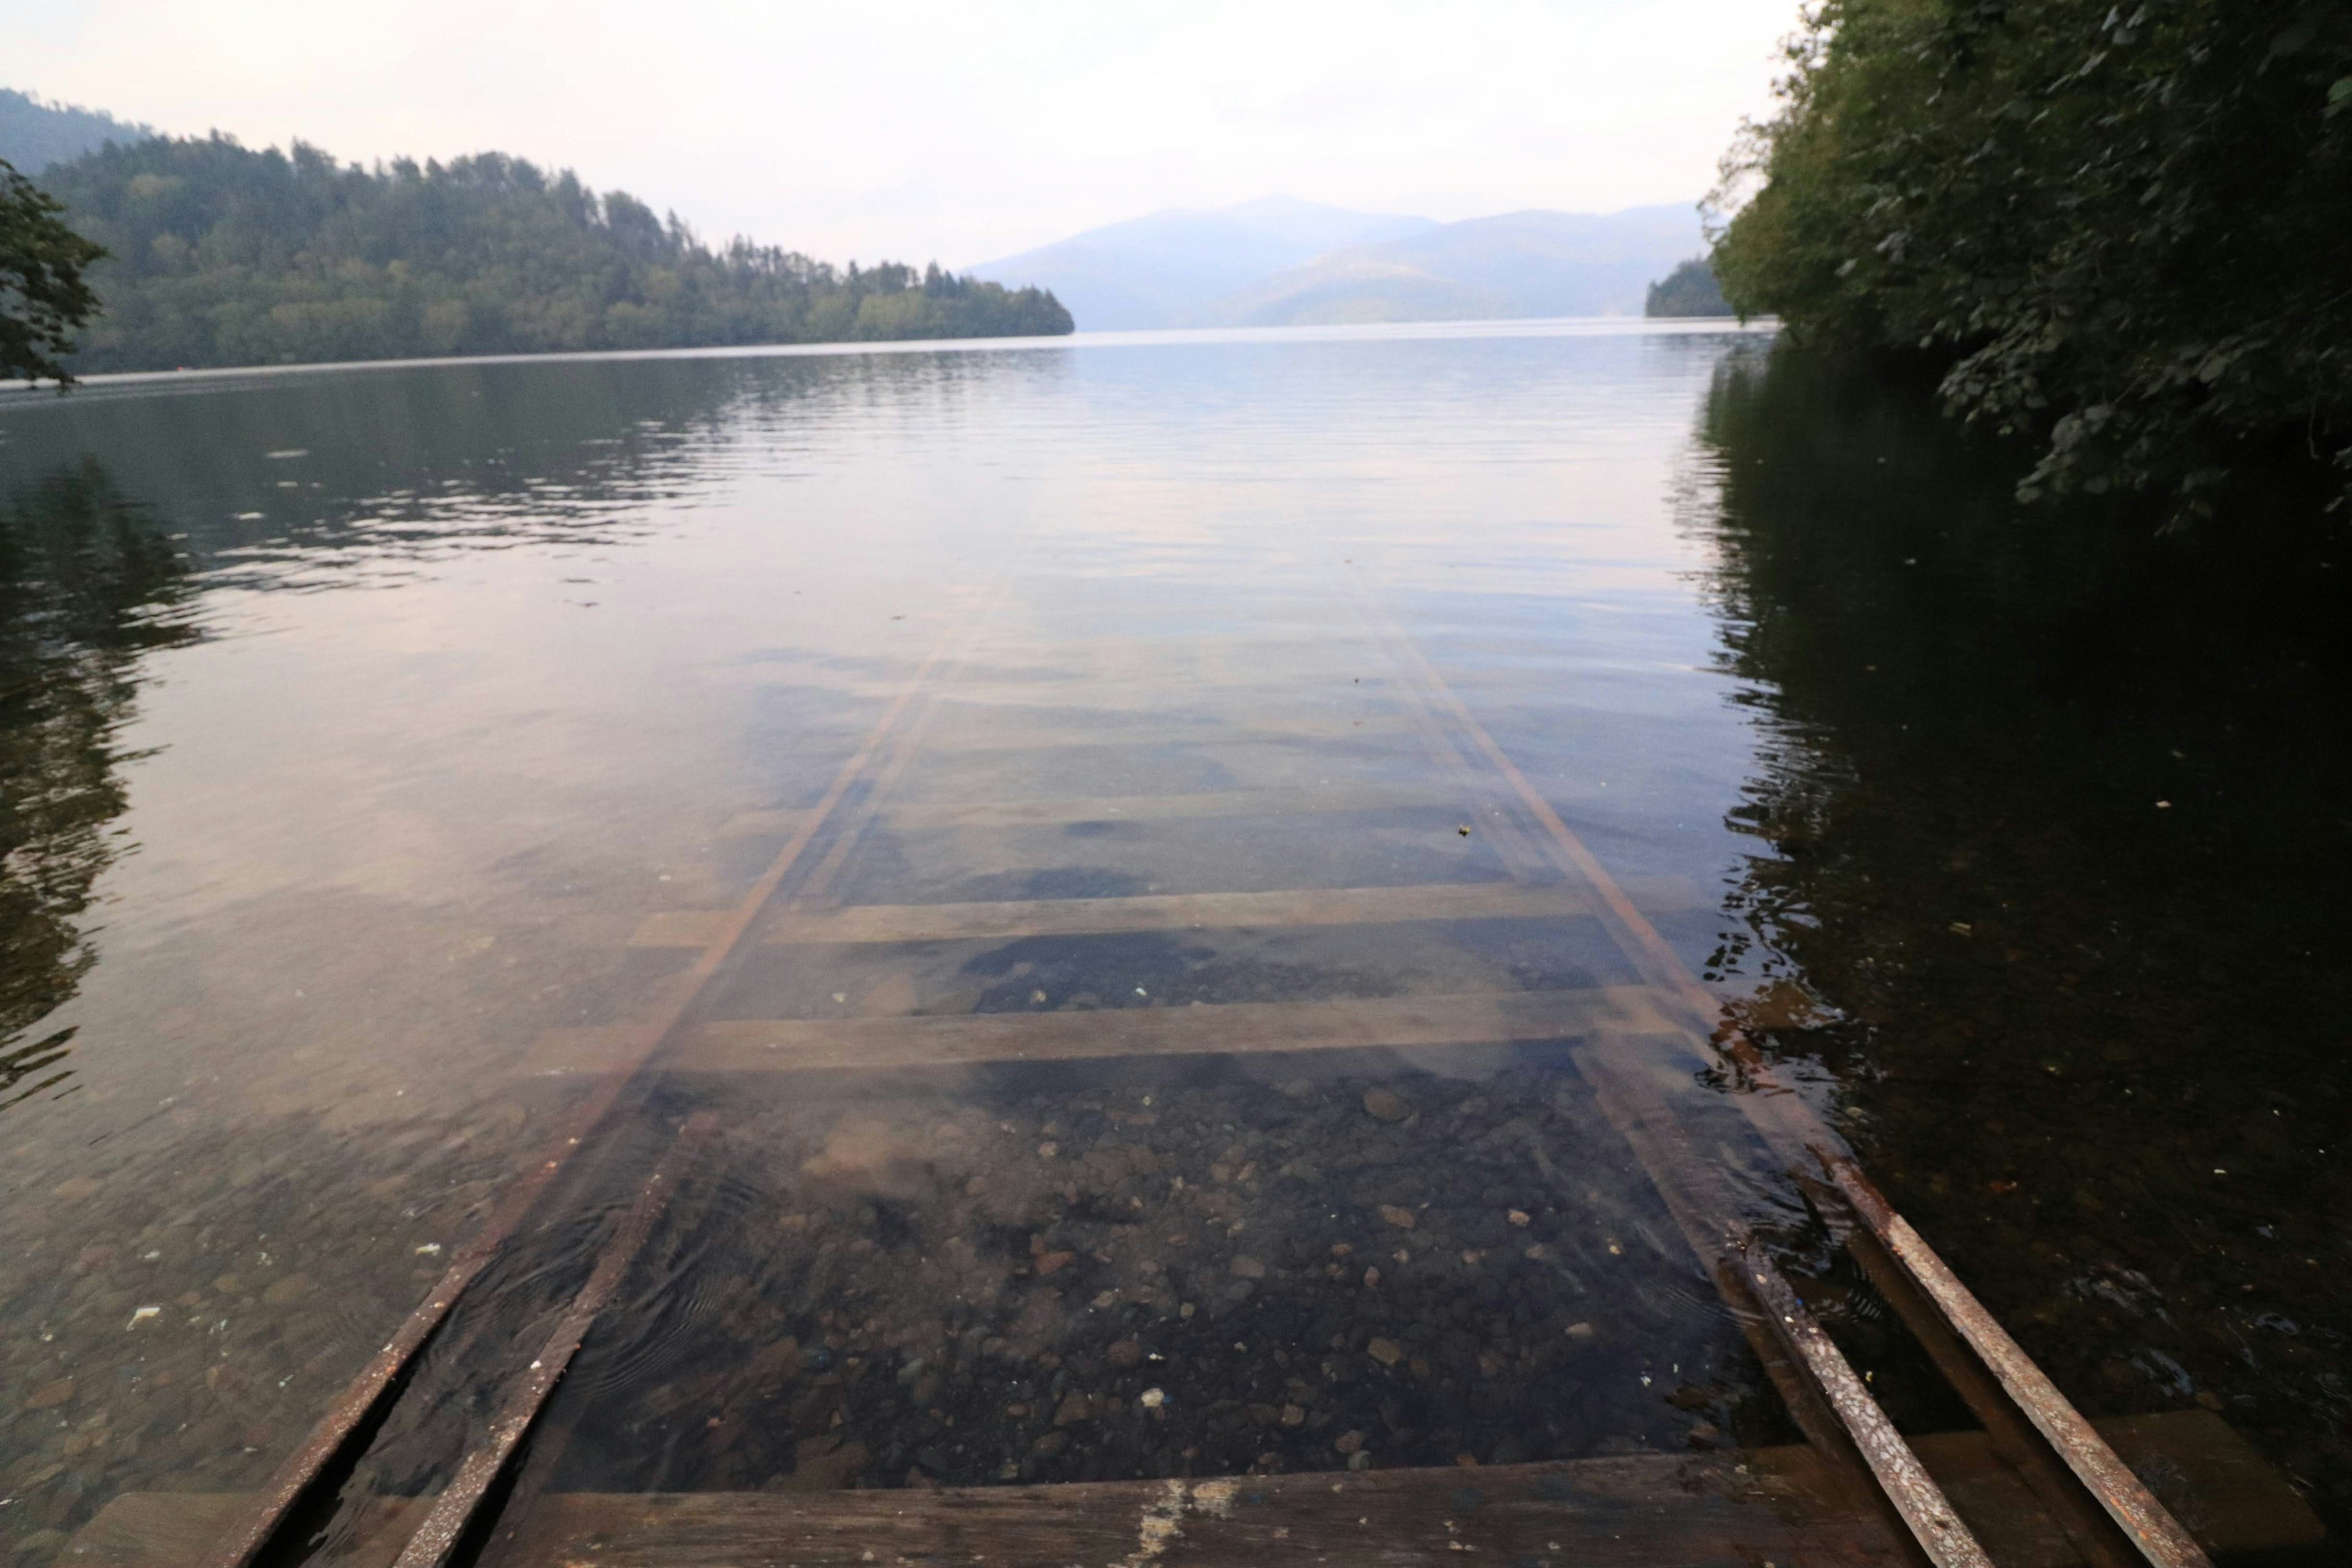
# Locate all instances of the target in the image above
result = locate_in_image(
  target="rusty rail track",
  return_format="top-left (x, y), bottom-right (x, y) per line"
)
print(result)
top-left (197, 567), bottom-right (2220, 1568)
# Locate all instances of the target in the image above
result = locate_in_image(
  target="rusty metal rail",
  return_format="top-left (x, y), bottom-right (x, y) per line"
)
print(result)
top-left (205, 577), bottom-right (1019, 1568)
top-left (1346, 571), bottom-right (2212, 1568)
top-left (207, 567), bottom-right (2222, 1568)
top-left (1811, 1155), bottom-right (2213, 1568)
top-left (386, 1114), bottom-right (715, 1568)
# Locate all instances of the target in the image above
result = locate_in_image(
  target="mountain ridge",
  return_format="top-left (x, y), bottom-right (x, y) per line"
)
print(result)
top-left (0, 88), bottom-right (154, 173)
top-left (968, 197), bottom-right (1436, 332)
top-left (972, 198), bottom-right (1704, 331)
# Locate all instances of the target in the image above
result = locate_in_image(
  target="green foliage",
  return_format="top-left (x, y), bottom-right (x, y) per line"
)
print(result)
top-left (1711, 1), bottom-right (2352, 516)
top-left (1692, 347), bottom-right (2352, 1518)
top-left (39, 135), bottom-right (1071, 372)
top-left (1644, 257), bottom-right (1730, 317)
top-left (1, 157), bottom-right (105, 383)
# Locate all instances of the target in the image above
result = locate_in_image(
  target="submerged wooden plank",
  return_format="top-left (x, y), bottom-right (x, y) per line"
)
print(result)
top-left (487, 1410), bottom-right (2322, 1568)
top-left (524, 986), bottom-right (1680, 1075)
top-left (764, 878), bottom-right (1706, 946)
top-left (919, 715), bottom-right (1412, 753)
top-left (629, 909), bottom-right (740, 947)
top-left (631, 876), bottom-right (1704, 948)
top-left (881, 783), bottom-right (1447, 829)
top-left (488, 1451), bottom-right (1879, 1568)
top-left (72, 1495), bottom-right (428, 1568)
top-left (71, 1412), bottom-right (2312, 1568)
top-left (714, 807), bottom-right (811, 837)
top-left (720, 786), bottom-right (1446, 839)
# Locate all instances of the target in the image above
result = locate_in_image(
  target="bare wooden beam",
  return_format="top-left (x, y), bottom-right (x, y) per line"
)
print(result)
top-left (621, 986), bottom-right (1682, 1074)
top-left (717, 785), bottom-right (1451, 839)
top-left (880, 783), bottom-right (1446, 829)
top-left (920, 715), bottom-right (1412, 753)
top-left (75, 1411), bottom-right (2320, 1568)
top-left (627, 876), bottom-right (1703, 949)
top-left (479, 1453), bottom-right (1880, 1568)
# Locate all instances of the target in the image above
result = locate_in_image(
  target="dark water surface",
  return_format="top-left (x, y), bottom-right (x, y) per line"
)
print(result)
top-left (0, 324), bottom-right (2342, 1563)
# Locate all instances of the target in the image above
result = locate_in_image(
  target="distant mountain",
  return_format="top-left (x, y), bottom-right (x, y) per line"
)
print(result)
top-left (0, 88), bottom-right (153, 173)
top-left (972, 199), bottom-right (1703, 330)
top-left (968, 197), bottom-right (1438, 331)
top-left (1205, 206), bottom-right (1705, 326)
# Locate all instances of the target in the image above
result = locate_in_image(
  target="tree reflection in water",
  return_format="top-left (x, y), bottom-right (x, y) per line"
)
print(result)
top-left (1691, 345), bottom-right (2352, 1531)
top-left (0, 462), bottom-right (198, 1112)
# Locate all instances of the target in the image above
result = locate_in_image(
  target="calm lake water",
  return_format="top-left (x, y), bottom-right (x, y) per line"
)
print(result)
top-left (0, 322), bottom-right (2343, 1563)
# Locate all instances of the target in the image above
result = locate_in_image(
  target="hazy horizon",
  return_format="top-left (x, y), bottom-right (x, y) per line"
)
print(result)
top-left (1, 0), bottom-right (1788, 267)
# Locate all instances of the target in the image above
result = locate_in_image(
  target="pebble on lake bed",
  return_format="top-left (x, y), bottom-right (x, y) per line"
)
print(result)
top-left (1362, 1088), bottom-right (1412, 1123)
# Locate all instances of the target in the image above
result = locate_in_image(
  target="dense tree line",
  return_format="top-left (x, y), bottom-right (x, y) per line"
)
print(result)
top-left (1, 157), bottom-right (103, 382)
top-left (1711, 1), bottom-right (2352, 518)
top-left (1644, 257), bottom-right (1730, 317)
top-left (30, 135), bottom-right (1069, 373)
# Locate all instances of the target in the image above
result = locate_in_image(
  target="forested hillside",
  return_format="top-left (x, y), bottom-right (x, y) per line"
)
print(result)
top-left (39, 135), bottom-right (1071, 372)
top-left (1711, 0), bottom-right (2351, 517)
top-left (1644, 258), bottom-right (1728, 317)
top-left (0, 89), bottom-right (152, 173)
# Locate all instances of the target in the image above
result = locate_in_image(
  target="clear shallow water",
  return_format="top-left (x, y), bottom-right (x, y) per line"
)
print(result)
top-left (0, 322), bottom-right (2342, 1562)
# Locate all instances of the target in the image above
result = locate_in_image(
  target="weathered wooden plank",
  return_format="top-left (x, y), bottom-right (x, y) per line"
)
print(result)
top-left (66, 1412), bottom-right (2316, 1568)
top-left (765, 878), bottom-right (1695, 947)
top-left (714, 807), bottom-right (811, 837)
top-left (627, 910), bottom-right (741, 947)
top-left (526, 986), bottom-right (1681, 1076)
top-left (483, 1410), bottom-right (2328, 1567)
top-left (2045, 1411), bottom-right (2325, 1555)
top-left (679, 986), bottom-right (1678, 1072)
top-left (630, 877), bottom-right (1702, 949)
top-left (720, 786), bottom-right (1444, 840)
top-left (489, 1459), bottom-right (1864, 1567)
top-left (881, 783), bottom-right (1446, 829)
top-left (919, 715), bottom-right (1412, 753)
top-left (73, 1496), bottom-right (429, 1568)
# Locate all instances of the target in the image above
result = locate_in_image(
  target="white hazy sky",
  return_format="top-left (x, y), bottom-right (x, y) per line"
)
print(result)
top-left (4, 0), bottom-right (1792, 266)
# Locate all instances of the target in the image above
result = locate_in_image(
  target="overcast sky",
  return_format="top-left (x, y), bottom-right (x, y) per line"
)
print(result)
top-left (6, 0), bottom-right (1793, 266)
